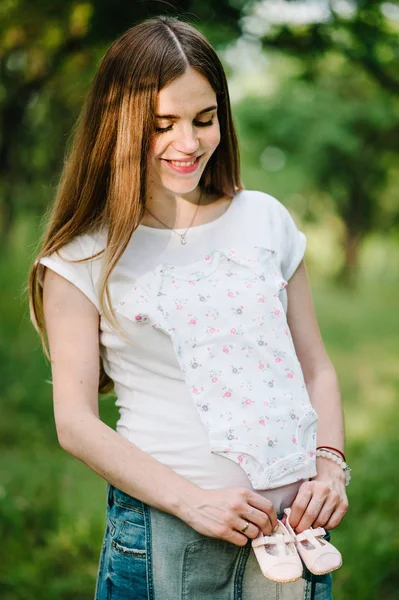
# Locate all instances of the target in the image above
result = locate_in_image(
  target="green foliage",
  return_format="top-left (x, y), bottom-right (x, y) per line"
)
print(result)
top-left (254, 0), bottom-right (399, 95)
top-left (333, 439), bottom-right (399, 599)
top-left (234, 50), bottom-right (399, 285)
top-left (0, 454), bottom-right (106, 600)
top-left (235, 66), bottom-right (399, 233)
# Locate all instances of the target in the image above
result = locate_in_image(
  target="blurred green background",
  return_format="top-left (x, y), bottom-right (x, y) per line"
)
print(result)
top-left (1, 1), bottom-right (398, 598)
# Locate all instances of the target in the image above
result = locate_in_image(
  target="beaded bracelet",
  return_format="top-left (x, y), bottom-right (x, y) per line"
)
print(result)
top-left (316, 449), bottom-right (352, 486)
top-left (316, 445), bottom-right (346, 462)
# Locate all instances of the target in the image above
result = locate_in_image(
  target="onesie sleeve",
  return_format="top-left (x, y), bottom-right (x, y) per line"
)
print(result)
top-left (274, 200), bottom-right (307, 281)
top-left (36, 234), bottom-right (101, 312)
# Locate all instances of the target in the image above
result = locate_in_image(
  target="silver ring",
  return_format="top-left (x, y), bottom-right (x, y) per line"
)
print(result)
top-left (241, 521), bottom-right (250, 533)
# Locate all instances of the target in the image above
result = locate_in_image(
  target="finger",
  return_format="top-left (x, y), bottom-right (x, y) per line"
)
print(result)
top-left (242, 506), bottom-right (274, 535)
top-left (312, 490), bottom-right (340, 528)
top-left (235, 518), bottom-right (259, 540)
top-left (246, 492), bottom-right (278, 530)
top-left (296, 495), bottom-right (329, 532)
top-left (311, 502), bottom-right (336, 528)
top-left (324, 500), bottom-right (349, 530)
top-left (289, 484), bottom-right (313, 528)
top-left (222, 528), bottom-right (250, 547)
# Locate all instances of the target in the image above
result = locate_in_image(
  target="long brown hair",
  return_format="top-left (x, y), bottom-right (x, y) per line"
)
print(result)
top-left (28, 16), bottom-right (242, 395)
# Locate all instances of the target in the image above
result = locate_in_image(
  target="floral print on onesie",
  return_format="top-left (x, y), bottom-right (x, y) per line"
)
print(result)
top-left (116, 245), bottom-right (318, 490)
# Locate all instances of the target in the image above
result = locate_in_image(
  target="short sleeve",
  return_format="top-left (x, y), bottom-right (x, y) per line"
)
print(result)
top-left (36, 235), bottom-right (100, 312)
top-left (275, 201), bottom-right (307, 281)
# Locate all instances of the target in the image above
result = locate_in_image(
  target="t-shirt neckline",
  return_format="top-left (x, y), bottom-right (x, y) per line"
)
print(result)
top-left (136, 189), bottom-right (244, 235)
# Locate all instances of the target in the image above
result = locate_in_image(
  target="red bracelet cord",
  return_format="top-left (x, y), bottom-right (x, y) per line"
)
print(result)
top-left (316, 446), bottom-right (346, 462)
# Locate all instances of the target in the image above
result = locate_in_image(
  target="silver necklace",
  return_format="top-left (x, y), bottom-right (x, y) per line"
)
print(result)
top-left (144, 192), bottom-right (202, 245)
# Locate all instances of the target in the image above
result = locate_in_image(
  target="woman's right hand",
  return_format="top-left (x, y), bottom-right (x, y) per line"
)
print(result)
top-left (179, 487), bottom-right (278, 546)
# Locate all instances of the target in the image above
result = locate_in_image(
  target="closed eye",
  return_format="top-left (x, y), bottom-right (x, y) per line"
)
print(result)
top-left (195, 119), bottom-right (214, 128)
top-left (155, 118), bottom-right (214, 133)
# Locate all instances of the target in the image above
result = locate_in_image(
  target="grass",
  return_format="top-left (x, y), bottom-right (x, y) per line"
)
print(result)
top-left (1, 219), bottom-right (398, 599)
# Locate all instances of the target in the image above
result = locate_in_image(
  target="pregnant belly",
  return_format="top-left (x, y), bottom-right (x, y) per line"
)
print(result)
top-left (116, 396), bottom-right (304, 515)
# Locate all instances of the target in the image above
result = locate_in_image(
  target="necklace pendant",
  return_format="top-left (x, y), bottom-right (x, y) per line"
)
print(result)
top-left (181, 235), bottom-right (187, 245)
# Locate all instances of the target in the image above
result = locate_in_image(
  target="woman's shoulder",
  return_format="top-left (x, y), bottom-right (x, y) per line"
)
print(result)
top-left (238, 189), bottom-right (294, 222)
top-left (37, 228), bottom-right (108, 313)
top-left (53, 227), bottom-right (108, 262)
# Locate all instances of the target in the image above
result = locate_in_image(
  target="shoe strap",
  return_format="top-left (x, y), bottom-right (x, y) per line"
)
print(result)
top-left (252, 533), bottom-right (295, 548)
top-left (296, 527), bottom-right (326, 543)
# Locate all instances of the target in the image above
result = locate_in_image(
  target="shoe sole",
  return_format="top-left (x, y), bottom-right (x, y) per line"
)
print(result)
top-left (264, 574), bottom-right (303, 583)
top-left (306, 561), bottom-right (343, 576)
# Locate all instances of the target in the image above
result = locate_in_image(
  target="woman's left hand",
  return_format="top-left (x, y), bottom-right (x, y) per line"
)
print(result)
top-left (287, 457), bottom-right (349, 533)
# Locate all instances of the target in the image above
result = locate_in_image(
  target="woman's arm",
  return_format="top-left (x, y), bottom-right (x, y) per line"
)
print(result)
top-left (286, 260), bottom-right (349, 532)
top-left (42, 268), bottom-right (277, 546)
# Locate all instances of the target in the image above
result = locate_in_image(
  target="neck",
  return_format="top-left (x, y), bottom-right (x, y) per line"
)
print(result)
top-left (144, 186), bottom-right (204, 229)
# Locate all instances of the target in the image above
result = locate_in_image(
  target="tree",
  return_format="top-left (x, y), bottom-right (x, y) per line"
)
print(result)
top-left (235, 61), bottom-right (399, 284)
top-left (232, 0), bottom-right (399, 283)
top-left (249, 0), bottom-right (399, 94)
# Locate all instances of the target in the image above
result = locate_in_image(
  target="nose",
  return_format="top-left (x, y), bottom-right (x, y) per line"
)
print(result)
top-left (173, 125), bottom-right (200, 155)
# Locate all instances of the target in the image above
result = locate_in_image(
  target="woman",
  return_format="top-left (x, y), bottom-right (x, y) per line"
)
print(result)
top-left (29, 16), bottom-right (349, 600)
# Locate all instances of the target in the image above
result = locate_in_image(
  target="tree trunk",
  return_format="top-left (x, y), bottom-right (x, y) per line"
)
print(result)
top-left (338, 227), bottom-right (362, 288)
top-left (0, 185), bottom-right (15, 249)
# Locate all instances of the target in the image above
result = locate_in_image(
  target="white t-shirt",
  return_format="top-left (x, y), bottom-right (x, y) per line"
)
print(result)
top-left (37, 189), bottom-right (317, 513)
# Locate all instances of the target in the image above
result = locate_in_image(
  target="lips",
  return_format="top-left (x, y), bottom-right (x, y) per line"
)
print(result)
top-left (162, 155), bottom-right (202, 174)
top-left (162, 155), bottom-right (202, 165)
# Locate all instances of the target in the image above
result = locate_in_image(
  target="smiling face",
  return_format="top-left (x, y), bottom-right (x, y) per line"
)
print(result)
top-left (147, 67), bottom-right (221, 201)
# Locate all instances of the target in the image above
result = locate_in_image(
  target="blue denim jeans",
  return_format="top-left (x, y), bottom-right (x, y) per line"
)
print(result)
top-left (94, 484), bottom-right (333, 600)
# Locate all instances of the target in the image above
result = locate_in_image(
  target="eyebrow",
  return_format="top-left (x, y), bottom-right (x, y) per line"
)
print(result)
top-left (155, 105), bottom-right (217, 119)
